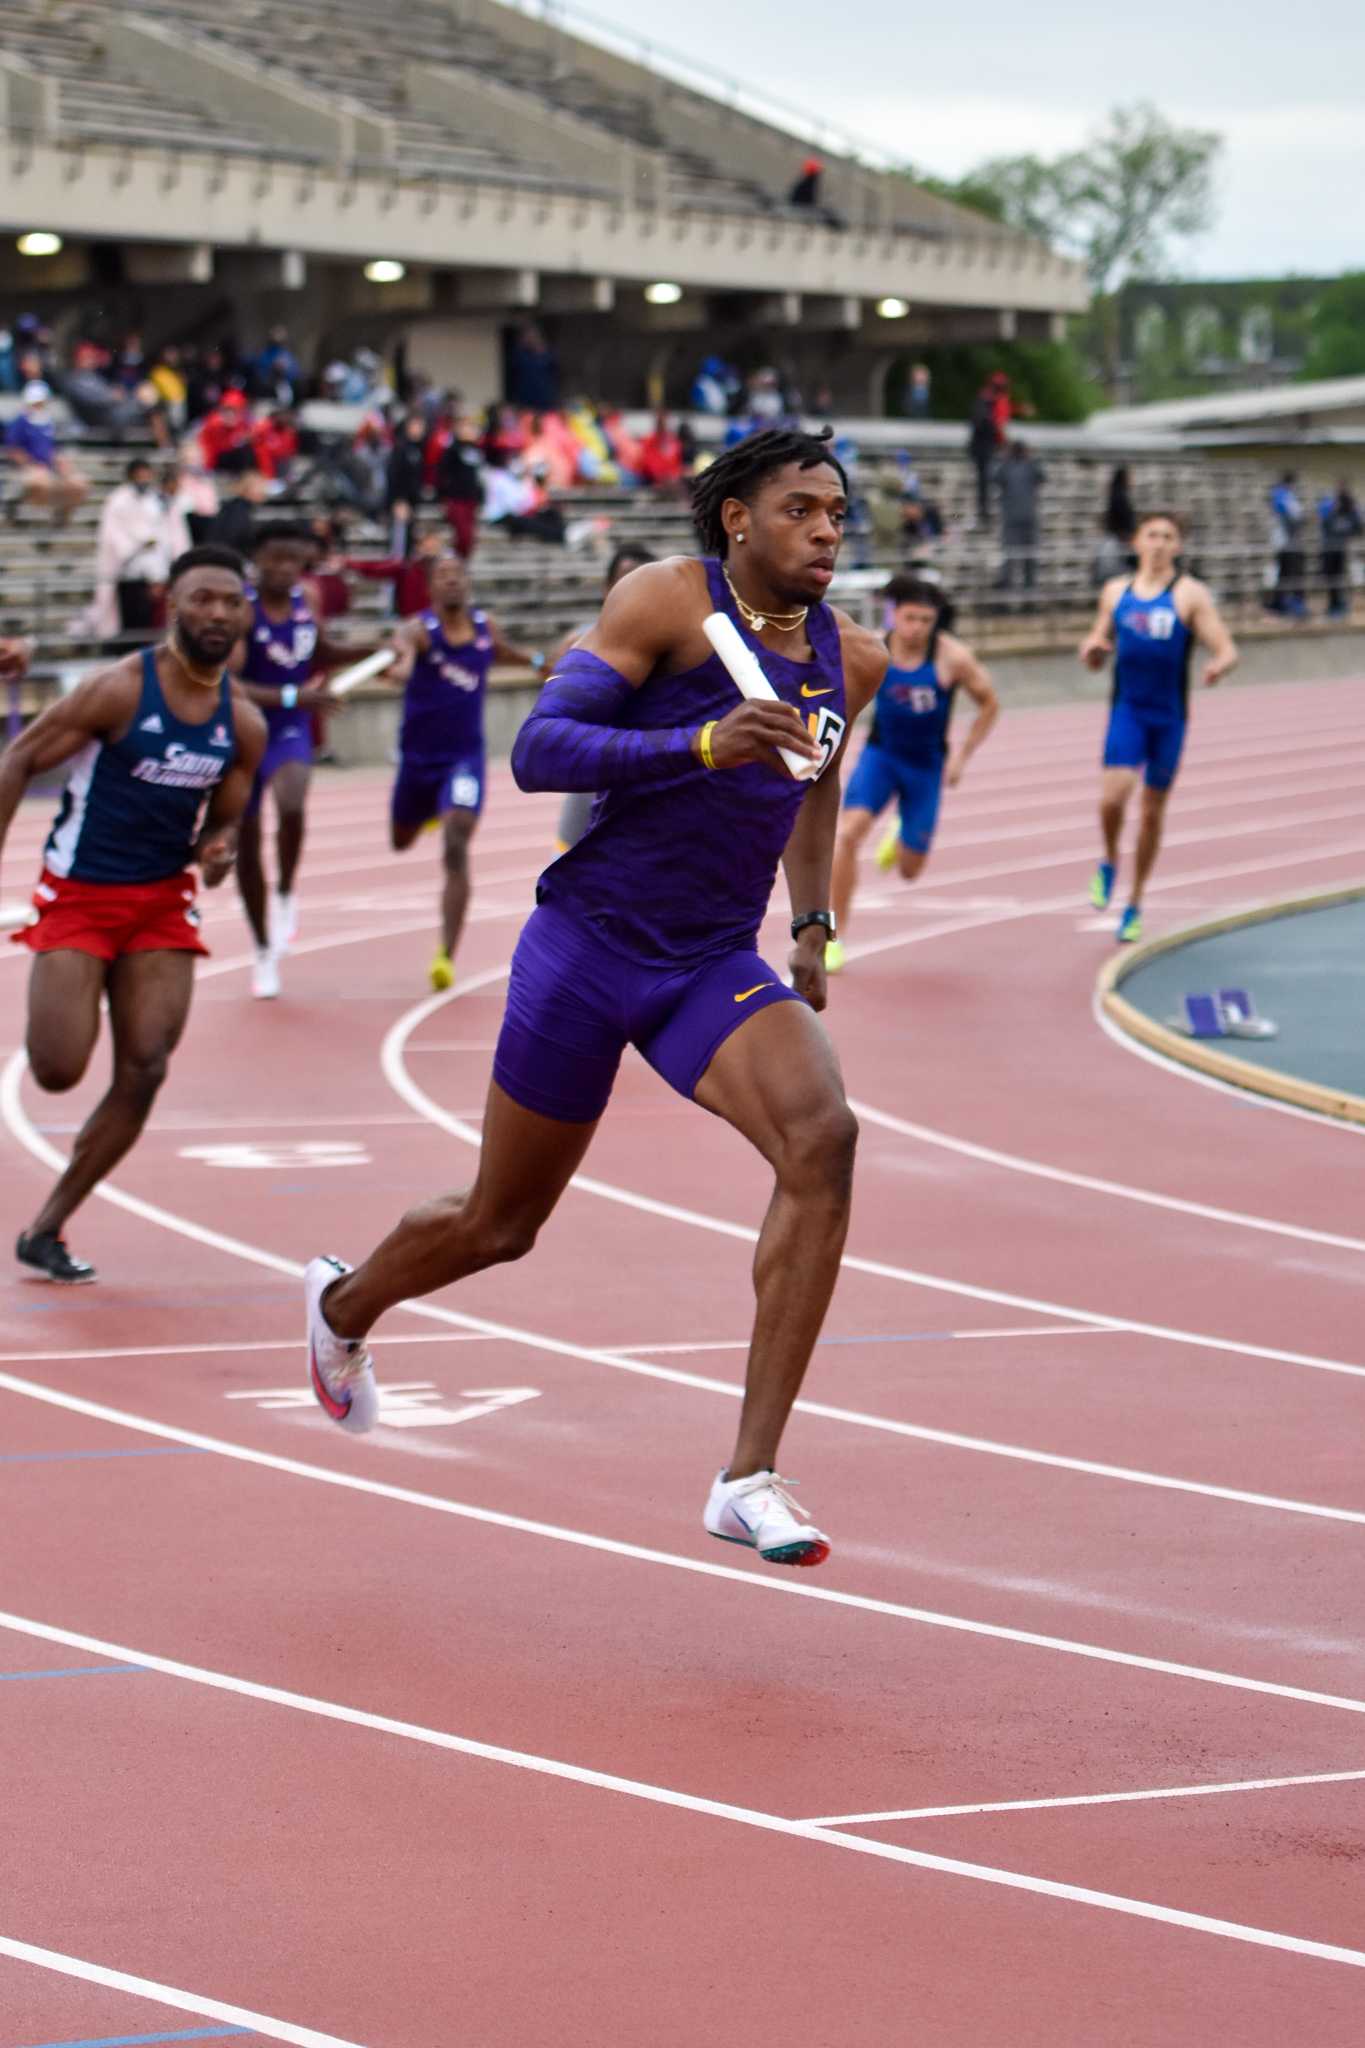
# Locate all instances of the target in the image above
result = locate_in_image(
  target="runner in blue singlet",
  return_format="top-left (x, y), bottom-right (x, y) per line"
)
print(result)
top-left (0, 545), bottom-right (265, 1282)
top-left (304, 429), bottom-right (890, 1567)
top-left (383, 553), bottom-right (539, 990)
top-left (1080, 510), bottom-right (1238, 942)
top-left (830, 574), bottom-right (997, 968)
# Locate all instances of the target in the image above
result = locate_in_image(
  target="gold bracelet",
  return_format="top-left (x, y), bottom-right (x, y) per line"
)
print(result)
top-left (698, 720), bottom-right (717, 770)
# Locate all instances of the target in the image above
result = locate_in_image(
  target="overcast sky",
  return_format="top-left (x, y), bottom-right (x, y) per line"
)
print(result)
top-left (574, 0), bottom-right (1365, 279)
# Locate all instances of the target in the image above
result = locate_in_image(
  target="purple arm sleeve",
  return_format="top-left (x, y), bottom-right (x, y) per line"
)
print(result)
top-left (510, 648), bottom-right (699, 793)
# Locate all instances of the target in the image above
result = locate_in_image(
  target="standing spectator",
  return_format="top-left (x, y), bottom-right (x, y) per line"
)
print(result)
top-left (988, 369), bottom-right (1012, 441)
top-left (344, 527), bottom-right (446, 618)
top-left (966, 380), bottom-right (999, 523)
top-left (186, 344), bottom-right (230, 425)
top-left (907, 362), bottom-right (932, 418)
top-left (3, 381), bottom-right (89, 521)
top-left (998, 439), bottom-right (1045, 592)
top-left (253, 325), bottom-right (302, 406)
top-left (507, 323), bottom-right (560, 413)
top-left (1319, 480), bottom-right (1362, 619)
top-left (788, 153), bottom-right (824, 207)
top-left (114, 332), bottom-right (147, 392)
top-left (1103, 465), bottom-right (1135, 545)
top-left (386, 410), bottom-right (431, 536)
top-left (0, 326), bottom-right (19, 393)
top-left (638, 412), bottom-right (685, 492)
top-left (204, 463), bottom-right (267, 557)
top-left (88, 454), bottom-right (190, 637)
top-left (435, 423), bottom-right (483, 559)
top-left (1269, 471), bottom-right (1307, 618)
top-left (690, 355), bottom-right (739, 417)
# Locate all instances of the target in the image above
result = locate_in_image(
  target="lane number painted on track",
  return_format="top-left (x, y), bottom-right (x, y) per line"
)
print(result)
top-left (180, 1141), bottom-right (372, 1170)
top-left (226, 1383), bottom-right (541, 1430)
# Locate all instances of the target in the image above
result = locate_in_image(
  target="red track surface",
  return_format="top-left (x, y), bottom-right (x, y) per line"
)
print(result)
top-left (3, 676), bottom-right (1365, 2045)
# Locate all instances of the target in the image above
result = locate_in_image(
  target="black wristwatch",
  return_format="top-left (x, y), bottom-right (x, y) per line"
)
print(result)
top-left (791, 911), bottom-right (836, 942)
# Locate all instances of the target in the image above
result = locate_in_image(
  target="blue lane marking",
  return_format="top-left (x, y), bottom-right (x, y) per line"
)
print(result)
top-left (14, 2030), bottom-right (253, 2046)
top-left (0, 1448), bottom-right (209, 1466)
top-left (0, 1665), bottom-right (148, 1682)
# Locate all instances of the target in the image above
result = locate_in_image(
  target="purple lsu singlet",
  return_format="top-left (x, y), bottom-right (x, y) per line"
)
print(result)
top-left (538, 558), bottom-right (847, 964)
top-left (400, 608), bottom-right (493, 762)
top-left (242, 586), bottom-right (318, 736)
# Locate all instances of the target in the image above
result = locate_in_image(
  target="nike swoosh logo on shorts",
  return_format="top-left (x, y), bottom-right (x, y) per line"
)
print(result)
top-left (734, 984), bottom-right (770, 1003)
top-left (800, 685), bottom-right (833, 698)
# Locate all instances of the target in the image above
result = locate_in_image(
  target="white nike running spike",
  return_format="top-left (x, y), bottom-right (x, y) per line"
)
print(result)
top-left (305, 1254), bottom-right (378, 1434)
top-left (703, 1468), bottom-right (831, 1568)
top-left (270, 892), bottom-right (298, 954)
top-left (252, 948), bottom-right (281, 1000)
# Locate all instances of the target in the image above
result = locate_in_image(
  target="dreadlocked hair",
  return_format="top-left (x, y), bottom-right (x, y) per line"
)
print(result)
top-left (690, 425), bottom-right (848, 558)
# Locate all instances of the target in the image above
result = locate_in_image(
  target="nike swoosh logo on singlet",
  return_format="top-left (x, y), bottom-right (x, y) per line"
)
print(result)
top-left (733, 984), bottom-right (770, 1003)
top-left (800, 685), bottom-right (833, 698)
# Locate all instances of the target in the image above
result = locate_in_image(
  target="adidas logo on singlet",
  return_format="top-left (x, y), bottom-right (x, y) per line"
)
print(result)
top-left (139, 714), bottom-right (164, 733)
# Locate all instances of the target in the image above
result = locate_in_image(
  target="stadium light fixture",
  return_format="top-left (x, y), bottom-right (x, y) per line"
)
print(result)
top-left (17, 232), bottom-right (62, 258)
top-left (644, 281), bottom-right (683, 306)
top-left (364, 259), bottom-right (406, 284)
top-left (876, 296), bottom-right (910, 320)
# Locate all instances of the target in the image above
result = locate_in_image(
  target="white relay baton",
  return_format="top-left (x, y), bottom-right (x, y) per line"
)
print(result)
top-left (328, 648), bottom-right (396, 697)
top-left (701, 611), bottom-right (820, 781)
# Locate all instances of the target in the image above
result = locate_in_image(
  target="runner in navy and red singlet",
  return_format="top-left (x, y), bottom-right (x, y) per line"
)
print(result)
top-left (0, 546), bottom-right (265, 1282)
top-left (1080, 510), bottom-right (1238, 943)
top-left (384, 553), bottom-right (541, 990)
top-left (830, 573), bottom-right (998, 969)
top-left (232, 523), bottom-right (373, 999)
top-left (303, 428), bottom-right (889, 1567)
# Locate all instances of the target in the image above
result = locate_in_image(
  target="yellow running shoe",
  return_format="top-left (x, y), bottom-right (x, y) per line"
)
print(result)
top-left (824, 938), bottom-right (845, 974)
top-left (429, 948), bottom-right (454, 992)
top-left (875, 827), bottom-right (899, 872)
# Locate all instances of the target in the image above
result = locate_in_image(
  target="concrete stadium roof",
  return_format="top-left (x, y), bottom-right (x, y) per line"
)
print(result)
top-left (1090, 377), bottom-right (1365, 436)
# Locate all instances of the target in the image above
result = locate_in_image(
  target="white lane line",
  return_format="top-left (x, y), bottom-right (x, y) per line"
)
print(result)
top-left (2, 1611), bottom-right (1364, 1975)
top-left (5, 1371), bottom-right (1365, 1715)
top-left (603, 1324), bottom-right (1108, 1355)
top-left (383, 991), bottom-right (1365, 1388)
top-left (848, 1097), bottom-right (1365, 1255)
top-left (0, 1334), bottom-right (494, 1365)
top-left (807, 1765), bottom-right (1365, 1827)
top-left (1093, 988), bottom-right (1365, 1137)
top-left (0, 1934), bottom-right (364, 2048)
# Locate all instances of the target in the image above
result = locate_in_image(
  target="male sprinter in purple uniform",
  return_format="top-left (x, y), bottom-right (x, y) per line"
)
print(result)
top-left (232, 524), bottom-right (368, 999)
top-left (305, 427), bottom-right (888, 1567)
top-left (1080, 511), bottom-right (1238, 942)
top-left (384, 553), bottom-right (541, 990)
top-left (0, 547), bottom-right (264, 1281)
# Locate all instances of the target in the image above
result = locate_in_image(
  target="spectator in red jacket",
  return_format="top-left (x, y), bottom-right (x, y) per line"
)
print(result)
top-left (250, 408), bottom-right (299, 482)
top-left (343, 528), bottom-right (446, 617)
top-left (198, 390), bottom-right (252, 471)
top-left (638, 412), bottom-right (684, 492)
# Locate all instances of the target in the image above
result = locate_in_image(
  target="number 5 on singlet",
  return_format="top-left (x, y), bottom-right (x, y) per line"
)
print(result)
top-left (806, 705), bottom-right (847, 779)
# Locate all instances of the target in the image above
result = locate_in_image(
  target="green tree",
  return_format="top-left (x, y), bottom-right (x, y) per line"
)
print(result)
top-left (1301, 274), bottom-right (1365, 380)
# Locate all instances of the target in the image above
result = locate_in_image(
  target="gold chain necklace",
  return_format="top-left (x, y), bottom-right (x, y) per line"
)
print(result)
top-left (723, 565), bottom-right (808, 635)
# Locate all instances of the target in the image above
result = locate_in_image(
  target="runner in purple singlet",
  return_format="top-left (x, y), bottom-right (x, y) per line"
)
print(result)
top-left (303, 428), bottom-right (889, 1567)
top-left (384, 553), bottom-right (540, 990)
top-left (231, 523), bottom-right (375, 999)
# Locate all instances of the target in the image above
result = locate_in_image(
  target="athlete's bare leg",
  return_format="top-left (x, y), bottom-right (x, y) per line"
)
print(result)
top-left (25, 950), bottom-right (106, 1095)
top-left (1099, 766), bottom-right (1137, 868)
top-left (272, 758), bottom-right (310, 899)
top-left (26, 950), bottom-right (195, 1237)
top-left (1130, 785), bottom-right (1170, 908)
top-left (437, 809), bottom-right (476, 956)
top-left (693, 1000), bottom-right (857, 1479)
top-left (322, 1082), bottom-right (598, 1338)
top-left (895, 847), bottom-right (927, 882)
top-left (831, 806), bottom-right (876, 935)
top-left (235, 808), bottom-right (268, 948)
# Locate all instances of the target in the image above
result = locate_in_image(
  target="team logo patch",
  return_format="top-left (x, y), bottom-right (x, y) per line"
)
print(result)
top-left (806, 704), bottom-right (847, 779)
top-left (211, 723), bottom-right (231, 748)
top-left (139, 714), bottom-right (164, 733)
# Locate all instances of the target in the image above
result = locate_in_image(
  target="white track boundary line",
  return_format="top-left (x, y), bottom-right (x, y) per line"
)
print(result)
top-left (382, 990), bottom-right (1365, 1388)
top-left (847, 1098), bottom-right (1365, 1254)
top-left (4, 1370), bottom-right (1365, 1715)
top-left (2, 1610), bottom-right (1364, 1975)
top-left (807, 1765), bottom-right (1365, 1827)
top-left (0, 1934), bottom-right (364, 2048)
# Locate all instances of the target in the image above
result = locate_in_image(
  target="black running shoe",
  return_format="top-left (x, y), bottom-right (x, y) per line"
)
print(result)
top-left (16, 1231), bottom-right (96, 1284)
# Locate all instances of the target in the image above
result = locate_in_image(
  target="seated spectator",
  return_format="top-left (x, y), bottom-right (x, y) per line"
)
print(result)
top-left (482, 454), bottom-right (565, 543)
top-left (482, 401), bottom-right (527, 467)
top-left (114, 331), bottom-right (147, 393)
top-left (253, 326), bottom-right (302, 407)
top-left (638, 412), bottom-right (684, 492)
top-left (599, 408), bottom-right (642, 483)
top-left (3, 381), bottom-right (89, 521)
top-left (522, 412), bottom-right (579, 492)
top-left (62, 341), bottom-right (170, 447)
top-left (565, 403), bottom-right (620, 484)
top-left (203, 463), bottom-right (267, 557)
top-left (149, 345), bottom-right (188, 433)
top-left (251, 408), bottom-right (300, 483)
top-left (0, 327), bottom-right (17, 395)
top-left (198, 389), bottom-right (253, 471)
top-left (186, 344), bottom-right (231, 425)
top-left (87, 454), bottom-right (190, 637)
top-left (690, 355), bottom-right (739, 417)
